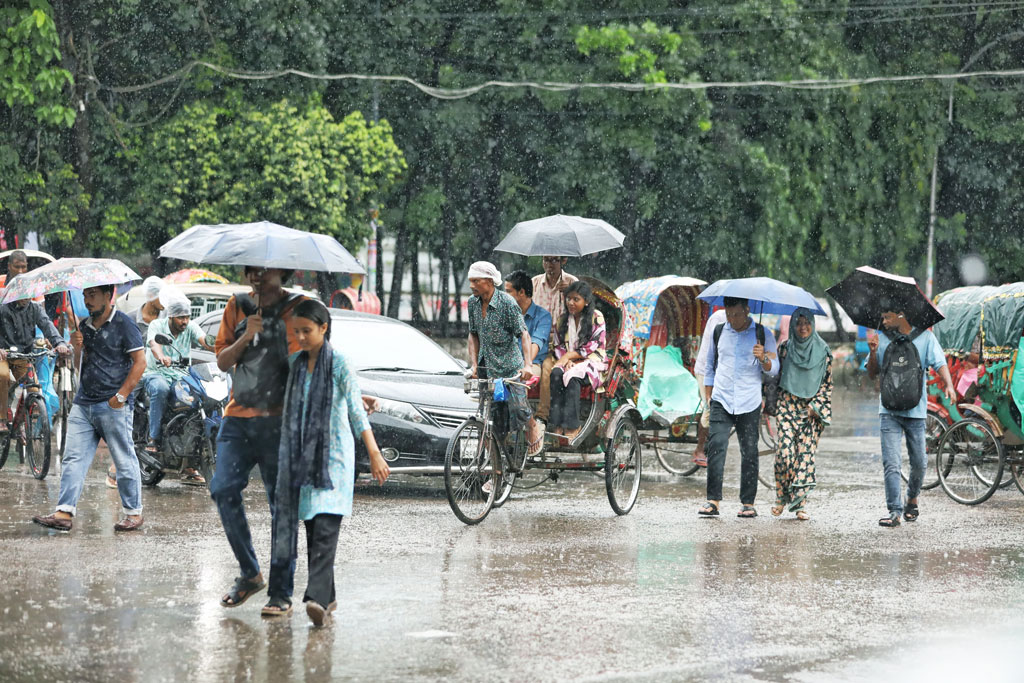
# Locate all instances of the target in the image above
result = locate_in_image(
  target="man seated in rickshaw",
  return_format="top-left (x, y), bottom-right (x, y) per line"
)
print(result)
top-left (531, 256), bottom-right (577, 425)
top-left (466, 261), bottom-right (544, 457)
top-left (503, 270), bottom-right (552, 381)
top-left (549, 280), bottom-right (607, 442)
top-left (0, 296), bottom-right (71, 433)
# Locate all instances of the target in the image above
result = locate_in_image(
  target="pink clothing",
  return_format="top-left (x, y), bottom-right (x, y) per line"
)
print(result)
top-left (553, 309), bottom-right (607, 390)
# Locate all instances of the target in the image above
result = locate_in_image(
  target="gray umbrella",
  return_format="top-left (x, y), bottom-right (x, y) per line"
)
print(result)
top-left (158, 221), bottom-right (365, 274)
top-left (493, 214), bottom-right (625, 257)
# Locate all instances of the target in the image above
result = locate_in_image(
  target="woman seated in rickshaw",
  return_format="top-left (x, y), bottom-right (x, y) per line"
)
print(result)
top-left (548, 281), bottom-right (607, 441)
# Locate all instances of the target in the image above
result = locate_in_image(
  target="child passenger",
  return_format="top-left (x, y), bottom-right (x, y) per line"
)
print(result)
top-left (263, 299), bottom-right (390, 626)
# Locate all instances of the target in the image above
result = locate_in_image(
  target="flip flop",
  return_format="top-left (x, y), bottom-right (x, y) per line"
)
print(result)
top-left (737, 505), bottom-right (758, 518)
top-left (261, 596), bottom-right (292, 617)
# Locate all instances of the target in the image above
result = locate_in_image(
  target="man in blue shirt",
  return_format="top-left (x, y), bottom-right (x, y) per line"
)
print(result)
top-left (867, 309), bottom-right (956, 527)
top-left (699, 297), bottom-right (779, 518)
top-left (32, 284), bottom-right (147, 533)
top-left (504, 270), bottom-right (552, 379)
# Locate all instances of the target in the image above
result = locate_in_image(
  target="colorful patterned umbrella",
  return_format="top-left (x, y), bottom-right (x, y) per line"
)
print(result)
top-left (0, 258), bottom-right (141, 304)
top-left (164, 268), bottom-right (230, 284)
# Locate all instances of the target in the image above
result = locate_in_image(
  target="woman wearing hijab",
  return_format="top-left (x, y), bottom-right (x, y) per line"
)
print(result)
top-left (262, 299), bottom-right (390, 626)
top-left (772, 308), bottom-right (832, 520)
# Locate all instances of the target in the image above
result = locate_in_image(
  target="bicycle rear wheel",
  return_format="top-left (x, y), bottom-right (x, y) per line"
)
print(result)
top-left (444, 419), bottom-right (499, 525)
top-left (651, 416), bottom-right (701, 476)
top-left (24, 394), bottom-right (51, 479)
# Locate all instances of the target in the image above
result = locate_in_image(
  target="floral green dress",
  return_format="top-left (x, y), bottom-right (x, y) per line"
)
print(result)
top-left (773, 342), bottom-right (833, 511)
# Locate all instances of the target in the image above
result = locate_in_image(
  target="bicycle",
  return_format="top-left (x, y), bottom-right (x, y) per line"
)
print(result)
top-left (52, 350), bottom-right (78, 460)
top-left (0, 349), bottom-right (55, 479)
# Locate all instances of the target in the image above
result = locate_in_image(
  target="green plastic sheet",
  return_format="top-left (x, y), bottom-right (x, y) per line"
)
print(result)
top-left (636, 345), bottom-right (702, 420)
top-left (1012, 338), bottom-right (1024, 424)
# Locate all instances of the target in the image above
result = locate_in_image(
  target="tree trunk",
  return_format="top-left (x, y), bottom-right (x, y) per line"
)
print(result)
top-left (410, 237), bottom-right (423, 323)
top-left (453, 267), bottom-right (464, 324)
top-left (375, 221), bottom-right (386, 312)
top-left (827, 297), bottom-right (850, 343)
top-left (386, 224), bottom-right (407, 319)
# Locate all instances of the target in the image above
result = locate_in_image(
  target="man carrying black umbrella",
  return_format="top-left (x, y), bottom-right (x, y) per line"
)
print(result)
top-left (867, 308), bottom-right (956, 528)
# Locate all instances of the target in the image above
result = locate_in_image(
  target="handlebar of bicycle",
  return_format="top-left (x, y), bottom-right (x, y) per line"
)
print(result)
top-left (4, 349), bottom-right (58, 360)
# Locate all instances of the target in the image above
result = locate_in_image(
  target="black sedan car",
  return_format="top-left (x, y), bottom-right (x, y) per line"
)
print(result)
top-left (191, 308), bottom-right (477, 477)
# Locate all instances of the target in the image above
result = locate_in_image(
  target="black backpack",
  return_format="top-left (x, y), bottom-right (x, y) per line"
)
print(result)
top-left (713, 322), bottom-right (780, 416)
top-left (879, 329), bottom-right (925, 411)
top-left (231, 292), bottom-right (303, 409)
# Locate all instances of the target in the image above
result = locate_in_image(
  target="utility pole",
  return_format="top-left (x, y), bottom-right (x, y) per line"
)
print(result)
top-left (372, 0), bottom-right (386, 310)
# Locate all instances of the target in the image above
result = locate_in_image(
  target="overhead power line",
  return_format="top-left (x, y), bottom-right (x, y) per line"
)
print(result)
top-left (91, 61), bottom-right (1024, 101)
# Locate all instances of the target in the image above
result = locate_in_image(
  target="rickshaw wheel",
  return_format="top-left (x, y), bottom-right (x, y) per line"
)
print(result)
top-left (605, 418), bottom-right (641, 515)
top-left (1010, 459), bottom-right (1024, 496)
top-left (901, 409), bottom-right (947, 490)
top-left (444, 418), bottom-right (499, 525)
top-left (936, 418), bottom-right (1004, 505)
top-left (650, 426), bottom-right (700, 476)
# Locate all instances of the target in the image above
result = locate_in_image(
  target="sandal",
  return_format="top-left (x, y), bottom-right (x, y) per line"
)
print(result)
top-left (904, 502), bottom-right (919, 522)
top-left (737, 505), bottom-right (758, 518)
top-left (306, 600), bottom-right (329, 627)
top-left (527, 430), bottom-right (544, 457)
top-left (261, 596), bottom-right (292, 617)
top-left (180, 469), bottom-right (207, 487)
top-left (878, 513), bottom-right (901, 528)
top-left (771, 502), bottom-right (784, 517)
top-left (145, 439), bottom-right (159, 454)
top-left (220, 575), bottom-right (266, 608)
top-left (698, 501), bottom-right (719, 516)
top-left (795, 509), bottom-right (809, 521)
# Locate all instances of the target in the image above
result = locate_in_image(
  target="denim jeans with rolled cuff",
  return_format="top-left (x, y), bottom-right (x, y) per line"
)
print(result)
top-left (880, 413), bottom-right (926, 515)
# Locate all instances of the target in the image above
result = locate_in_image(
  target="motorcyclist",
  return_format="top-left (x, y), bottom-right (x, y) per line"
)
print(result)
top-left (140, 288), bottom-right (214, 484)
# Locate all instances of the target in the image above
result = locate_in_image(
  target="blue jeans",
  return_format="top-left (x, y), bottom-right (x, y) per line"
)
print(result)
top-left (209, 415), bottom-right (292, 596)
top-left (142, 374), bottom-right (173, 441)
top-left (57, 401), bottom-right (141, 516)
top-left (880, 413), bottom-right (926, 514)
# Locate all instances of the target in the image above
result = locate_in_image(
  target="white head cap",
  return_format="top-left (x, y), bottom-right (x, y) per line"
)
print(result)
top-left (142, 276), bottom-right (164, 303)
top-left (159, 286), bottom-right (192, 318)
top-left (467, 261), bottom-right (501, 286)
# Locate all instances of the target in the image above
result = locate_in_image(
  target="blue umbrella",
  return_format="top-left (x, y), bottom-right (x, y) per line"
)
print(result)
top-left (158, 221), bottom-right (365, 274)
top-left (697, 277), bottom-right (826, 316)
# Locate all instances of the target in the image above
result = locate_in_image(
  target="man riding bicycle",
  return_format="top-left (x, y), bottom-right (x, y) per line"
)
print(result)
top-left (140, 288), bottom-right (214, 480)
top-left (0, 297), bottom-right (71, 433)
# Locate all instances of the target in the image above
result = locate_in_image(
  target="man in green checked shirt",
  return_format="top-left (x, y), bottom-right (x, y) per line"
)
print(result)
top-left (466, 261), bottom-right (544, 457)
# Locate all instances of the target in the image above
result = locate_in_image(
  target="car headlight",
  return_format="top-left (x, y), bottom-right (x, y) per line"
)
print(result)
top-left (374, 398), bottom-right (426, 424)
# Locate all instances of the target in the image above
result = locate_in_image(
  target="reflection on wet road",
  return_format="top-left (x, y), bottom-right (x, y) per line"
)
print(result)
top-left (0, 390), bottom-right (1022, 681)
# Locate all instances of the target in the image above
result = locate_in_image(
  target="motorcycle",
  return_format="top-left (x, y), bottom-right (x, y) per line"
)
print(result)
top-left (132, 334), bottom-right (230, 486)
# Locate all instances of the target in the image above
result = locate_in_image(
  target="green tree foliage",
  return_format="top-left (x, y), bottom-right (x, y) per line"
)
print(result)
top-left (0, 0), bottom-right (84, 249)
top-left (127, 96), bottom-right (406, 257)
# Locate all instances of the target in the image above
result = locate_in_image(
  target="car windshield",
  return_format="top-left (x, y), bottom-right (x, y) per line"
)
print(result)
top-left (331, 317), bottom-right (463, 374)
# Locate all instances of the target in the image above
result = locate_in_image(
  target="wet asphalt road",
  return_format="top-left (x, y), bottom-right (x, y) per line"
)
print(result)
top-left (1, 389), bottom-right (1022, 682)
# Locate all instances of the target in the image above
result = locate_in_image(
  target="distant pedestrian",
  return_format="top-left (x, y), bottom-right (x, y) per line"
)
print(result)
top-left (867, 309), bottom-right (956, 527)
top-left (130, 276), bottom-right (166, 340)
top-left (698, 297), bottom-right (778, 518)
top-left (32, 285), bottom-right (146, 532)
top-left (771, 308), bottom-right (832, 520)
top-left (265, 300), bottom-right (390, 625)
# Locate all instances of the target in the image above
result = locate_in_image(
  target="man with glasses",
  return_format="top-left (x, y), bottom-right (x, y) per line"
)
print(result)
top-left (531, 256), bottom-right (577, 424)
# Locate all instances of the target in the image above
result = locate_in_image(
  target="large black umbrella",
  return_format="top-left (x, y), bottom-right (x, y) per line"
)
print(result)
top-left (827, 266), bottom-right (945, 330)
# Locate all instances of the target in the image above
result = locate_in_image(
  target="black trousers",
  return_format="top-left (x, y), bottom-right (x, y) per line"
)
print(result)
top-left (705, 400), bottom-right (761, 504)
top-left (549, 367), bottom-right (584, 430)
top-left (303, 513), bottom-right (342, 607)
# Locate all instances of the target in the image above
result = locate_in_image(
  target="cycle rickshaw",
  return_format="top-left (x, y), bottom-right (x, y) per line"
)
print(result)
top-left (930, 283), bottom-right (1024, 504)
top-left (616, 275), bottom-right (778, 487)
top-left (443, 277), bottom-right (643, 524)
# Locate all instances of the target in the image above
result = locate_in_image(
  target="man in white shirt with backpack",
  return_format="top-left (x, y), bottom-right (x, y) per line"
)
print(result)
top-left (867, 308), bottom-right (956, 528)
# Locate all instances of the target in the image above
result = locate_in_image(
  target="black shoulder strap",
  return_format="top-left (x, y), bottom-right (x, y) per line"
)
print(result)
top-left (235, 293), bottom-right (257, 316)
top-left (909, 328), bottom-right (924, 341)
top-left (712, 323), bottom-right (726, 371)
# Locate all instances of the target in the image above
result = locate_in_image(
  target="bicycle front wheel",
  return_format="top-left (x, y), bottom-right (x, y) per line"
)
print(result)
top-left (444, 418), bottom-right (499, 525)
top-left (25, 394), bottom-right (52, 480)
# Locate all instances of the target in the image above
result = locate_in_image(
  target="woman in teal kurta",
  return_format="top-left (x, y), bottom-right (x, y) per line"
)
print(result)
top-left (264, 300), bottom-right (390, 626)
